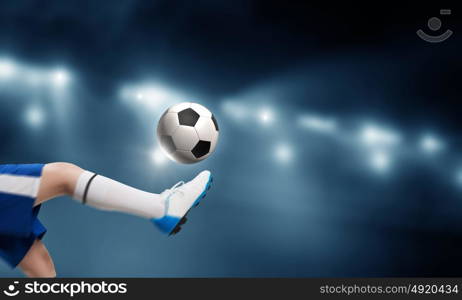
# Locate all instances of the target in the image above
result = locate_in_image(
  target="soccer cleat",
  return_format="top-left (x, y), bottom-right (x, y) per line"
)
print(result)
top-left (151, 170), bottom-right (212, 235)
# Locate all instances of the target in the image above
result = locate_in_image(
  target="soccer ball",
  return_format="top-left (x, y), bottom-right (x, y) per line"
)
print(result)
top-left (157, 102), bottom-right (219, 164)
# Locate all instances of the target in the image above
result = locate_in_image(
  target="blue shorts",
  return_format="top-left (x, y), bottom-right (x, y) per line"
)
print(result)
top-left (0, 164), bottom-right (47, 268)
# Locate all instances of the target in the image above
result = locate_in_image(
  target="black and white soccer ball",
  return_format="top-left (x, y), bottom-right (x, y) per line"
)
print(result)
top-left (157, 102), bottom-right (219, 164)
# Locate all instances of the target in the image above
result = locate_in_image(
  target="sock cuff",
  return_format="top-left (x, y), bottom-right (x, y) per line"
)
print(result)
top-left (73, 170), bottom-right (97, 203)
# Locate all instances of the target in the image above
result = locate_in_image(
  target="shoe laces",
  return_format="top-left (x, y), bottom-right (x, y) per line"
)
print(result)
top-left (160, 181), bottom-right (186, 215)
top-left (161, 181), bottom-right (186, 200)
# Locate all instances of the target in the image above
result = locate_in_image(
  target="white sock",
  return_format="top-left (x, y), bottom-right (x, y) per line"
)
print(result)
top-left (73, 171), bottom-right (165, 219)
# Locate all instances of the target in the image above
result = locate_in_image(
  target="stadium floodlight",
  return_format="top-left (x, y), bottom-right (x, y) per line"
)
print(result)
top-left (369, 151), bottom-right (390, 172)
top-left (119, 83), bottom-right (185, 112)
top-left (133, 86), bottom-right (171, 106)
top-left (144, 87), bottom-right (170, 102)
top-left (275, 143), bottom-right (293, 164)
top-left (0, 58), bottom-right (17, 79)
top-left (298, 114), bottom-right (337, 133)
top-left (24, 106), bottom-right (44, 128)
top-left (420, 134), bottom-right (445, 154)
top-left (258, 107), bottom-right (275, 125)
top-left (50, 69), bottom-right (70, 87)
top-left (360, 124), bottom-right (401, 148)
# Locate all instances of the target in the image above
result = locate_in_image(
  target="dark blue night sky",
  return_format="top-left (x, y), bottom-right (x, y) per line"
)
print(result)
top-left (0, 1), bottom-right (461, 277)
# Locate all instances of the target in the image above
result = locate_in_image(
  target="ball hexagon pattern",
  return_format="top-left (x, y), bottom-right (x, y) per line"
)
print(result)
top-left (157, 102), bottom-right (219, 164)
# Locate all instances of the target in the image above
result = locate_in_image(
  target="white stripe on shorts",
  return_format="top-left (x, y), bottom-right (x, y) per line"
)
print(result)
top-left (0, 174), bottom-right (41, 198)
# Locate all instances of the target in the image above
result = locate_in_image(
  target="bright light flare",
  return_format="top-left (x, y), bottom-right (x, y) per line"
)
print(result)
top-left (0, 58), bottom-right (72, 89)
top-left (151, 147), bottom-right (169, 166)
top-left (120, 83), bottom-right (185, 111)
top-left (420, 134), bottom-right (445, 154)
top-left (369, 151), bottom-right (391, 173)
top-left (0, 58), bottom-right (17, 79)
top-left (258, 108), bottom-right (274, 125)
top-left (24, 106), bottom-right (45, 128)
top-left (50, 69), bottom-right (70, 86)
top-left (298, 114), bottom-right (337, 133)
top-left (275, 143), bottom-right (293, 164)
top-left (360, 125), bottom-right (401, 148)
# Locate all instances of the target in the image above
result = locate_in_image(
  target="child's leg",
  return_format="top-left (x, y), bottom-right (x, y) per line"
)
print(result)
top-left (34, 162), bottom-right (212, 235)
top-left (35, 162), bottom-right (165, 218)
top-left (35, 162), bottom-right (83, 205)
top-left (18, 239), bottom-right (56, 278)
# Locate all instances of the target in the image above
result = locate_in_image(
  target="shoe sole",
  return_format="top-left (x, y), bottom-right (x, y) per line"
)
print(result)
top-left (152, 174), bottom-right (213, 236)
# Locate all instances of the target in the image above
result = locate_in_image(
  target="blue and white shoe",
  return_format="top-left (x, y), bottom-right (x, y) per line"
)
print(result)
top-left (151, 170), bottom-right (213, 235)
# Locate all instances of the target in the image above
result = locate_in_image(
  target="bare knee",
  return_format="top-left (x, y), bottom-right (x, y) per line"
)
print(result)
top-left (44, 162), bottom-right (83, 195)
